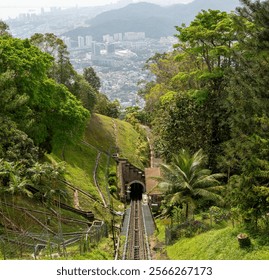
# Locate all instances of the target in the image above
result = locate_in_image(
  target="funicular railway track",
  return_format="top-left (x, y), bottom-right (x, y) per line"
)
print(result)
top-left (123, 200), bottom-right (151, 260)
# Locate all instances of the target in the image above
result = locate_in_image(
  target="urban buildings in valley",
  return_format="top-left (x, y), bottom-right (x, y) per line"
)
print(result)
top-left (65, 32), bottom-right (177, 107)
top-left (6, 5), bottom-right (178, 108)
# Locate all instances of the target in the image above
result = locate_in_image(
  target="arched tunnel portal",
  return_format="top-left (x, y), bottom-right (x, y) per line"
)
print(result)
top-left (127, 181), bottom-right (145, 201)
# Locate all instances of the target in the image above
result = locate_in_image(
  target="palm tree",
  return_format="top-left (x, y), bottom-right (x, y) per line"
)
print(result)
top-left (27, 161), bottom-right (66, 203)
top-left (158, 149), bottom-right (224, 220)
top-left (0, 160), bottom-right (33, 198)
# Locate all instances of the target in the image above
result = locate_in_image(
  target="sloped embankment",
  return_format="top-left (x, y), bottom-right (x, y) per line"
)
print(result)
top-left (0, 113), bottom-right (146, 259)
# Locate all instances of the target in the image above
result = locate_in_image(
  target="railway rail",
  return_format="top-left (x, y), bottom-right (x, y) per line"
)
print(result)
top-left (122, 200), bottom-right (151, 260)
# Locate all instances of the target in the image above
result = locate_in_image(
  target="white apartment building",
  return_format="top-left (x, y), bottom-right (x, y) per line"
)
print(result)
top-left (85, 35), bottom-right (93, 46)
top-left (124, 32), bottom-right (146, 41)
top-left (78, 36), bottom-right (85, 48)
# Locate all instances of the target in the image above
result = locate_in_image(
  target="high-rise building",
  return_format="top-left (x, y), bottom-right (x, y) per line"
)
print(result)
top-left (91, 41), bottom-right (101, 56)
top-left (78, 36), bottom-right (85, 48)
top-left (103, 34), bottom-right (114, 43)
top-left (85, 35), bottom-right (93, 46)
top-left (113, 33), bottom-right (123, 42)
top-left (106, 43), bottom-right (115, 54)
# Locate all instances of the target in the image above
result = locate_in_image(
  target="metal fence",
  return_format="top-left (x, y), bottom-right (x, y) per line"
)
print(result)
top-left (0, 220), bottom-right (108, 259)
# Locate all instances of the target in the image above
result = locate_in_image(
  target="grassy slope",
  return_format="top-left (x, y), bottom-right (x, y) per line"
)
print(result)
top-left (0, 113), bottom-right (145, 259)
top-left (166, 226), bottom-right (269, 260)
top-left (84, 114), bottom-right (144, 168)
top-left (50, 113), bottom-right (144, 219)
top-left (114, 118), bottom-right (145, 169)
top-left (84, 114), bottom-right (115, 153)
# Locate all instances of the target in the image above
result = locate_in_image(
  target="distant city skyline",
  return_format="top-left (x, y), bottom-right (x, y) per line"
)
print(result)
top-left (1, 0), bottom-right (193, 7)
top-left (0, 0), bottom-right (193, 20)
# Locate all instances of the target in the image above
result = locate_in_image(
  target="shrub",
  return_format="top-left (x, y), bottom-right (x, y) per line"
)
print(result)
top-left (166, 220), bottom-right (210, 244)
top-left (209, 206), bottom-right (230, 224)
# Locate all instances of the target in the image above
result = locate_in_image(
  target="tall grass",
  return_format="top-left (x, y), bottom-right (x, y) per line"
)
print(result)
top-left (166, 226), bottom-right (269, 260)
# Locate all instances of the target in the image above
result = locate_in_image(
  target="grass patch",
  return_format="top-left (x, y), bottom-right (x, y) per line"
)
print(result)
top-left (85, 114), bottom-right (116, 153)
top-left (114, 118), bottom-right (145, 169)
top-left (155, 219), bottom-right (169, 243)
top-left (49, 143), bottom-right (102, 216)
top-left (64, 237), bottom-right (115, 260)
top-left (96, 152), bottom-right (111, 205)
top-left (166, 226), bottom-right (269, 260)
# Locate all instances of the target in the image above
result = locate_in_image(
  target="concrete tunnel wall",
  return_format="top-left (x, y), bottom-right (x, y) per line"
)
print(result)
top-left (127, 180), bottom-right (146, 201)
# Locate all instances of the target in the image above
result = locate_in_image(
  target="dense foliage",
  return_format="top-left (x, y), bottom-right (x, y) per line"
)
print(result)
top-left (0, 35), bottom-right (89, 150)
top-left (142, 0), bottom-right (269, 227)
top-left (158, 149), bottom-right (224, 220)
top-left (0, 25), bottom-right (90, 204)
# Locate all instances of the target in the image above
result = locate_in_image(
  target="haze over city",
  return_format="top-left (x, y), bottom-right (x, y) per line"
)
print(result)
top-left (1, 0), bottom-right (239, 107)
top-left (0, 0), bottom-right (193, 20)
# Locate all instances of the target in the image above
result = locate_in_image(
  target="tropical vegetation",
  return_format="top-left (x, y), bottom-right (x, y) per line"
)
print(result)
top-left (158, 149), bottom-right (224, 220)
top-left (1, 0), bottom-right (269, 260)
top-left (142, 0), bottom-right (269, 236)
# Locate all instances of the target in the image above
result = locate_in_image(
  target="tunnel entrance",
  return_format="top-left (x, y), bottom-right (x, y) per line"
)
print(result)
top-left (129, 182), bottom-right (144, 200)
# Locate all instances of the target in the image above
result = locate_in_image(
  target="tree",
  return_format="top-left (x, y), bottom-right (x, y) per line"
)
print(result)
top-left (141, 10), bottom-right (239, 169)
top-left (142, 52), bottom-right (181, 123)
top-left (0, 160), bottom-right (33, 199)
top-left (158, 149), bottom-right (224, 220)
top-left (83, 67), bottom-right (101, 91)
top-left (225, 171), bottom-right (269, 228)
top-left (0, 70), bottom-right (29, 122)
top-left (175, 10), bottom-right (236, 74)
top-left (0, 20), bottom-right (11, 37)
top-left (0, 117), bottom-right (38, 165)
top-left (124, 106), bottom-right (148, 125)
top-left (172, 10), bottom-right (237, 170)
top-left (70, 75), bottom-right (97, 111)
top-left (152, 91), bottom-right (210, 160)
top-left (94, 93), bottom-right (120, 118)
top-left (30, 33), bottom-right (76, 87)
top-left (27, 161), bottom-right (67, 205)
top-left (0, 36), bottom-right (89, 152)
top-left (219, 0), bottom-right (269, 175)
top-left (219, 0), bottom-right (269, 227)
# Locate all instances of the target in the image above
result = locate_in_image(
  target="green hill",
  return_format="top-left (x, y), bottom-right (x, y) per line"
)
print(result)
top-left (49, 113), bottom-right (146, 217)
top-left (63, 0), bottom-right (240, 40)
top-left (163, 226), bottom-right (269, 260)
top-left (0, 113), bottom-right (147, 259)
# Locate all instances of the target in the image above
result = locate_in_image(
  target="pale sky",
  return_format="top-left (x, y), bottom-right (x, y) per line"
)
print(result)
top-left (2, 0), bottom-right (118, 8)
top-left (0, 0), bottom-right (193, 20)
top-left (1, 0), bottom-right (193, 8)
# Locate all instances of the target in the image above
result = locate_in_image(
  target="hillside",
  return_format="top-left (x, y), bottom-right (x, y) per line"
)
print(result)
top-left (50, 113), bottom-right (146, 215)
top-left (166, 226), bottom-right (269, 260)
top-left (0, 113), bottom-right (146, 259)
top-left (63, 0), bottom-right (240, 40)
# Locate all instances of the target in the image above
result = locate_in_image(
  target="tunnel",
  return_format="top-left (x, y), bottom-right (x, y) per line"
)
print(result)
top-left (129, 182), bottom-right (144, 201)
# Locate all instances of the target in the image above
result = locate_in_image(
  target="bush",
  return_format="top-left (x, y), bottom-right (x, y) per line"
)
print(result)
top-left (166, 220), bottom-right (210, 244)
top-left (109, 185), bottom-right (117, 195)
top-left (108, 176), bottom-right (116, 186)
top-left (209, 206), bottom-right (230, 224)
top-left (108, 171), bottom-right (117, 177)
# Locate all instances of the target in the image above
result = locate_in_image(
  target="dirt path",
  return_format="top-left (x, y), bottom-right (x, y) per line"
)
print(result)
top-left (73, 190), bottom-right (80, 209)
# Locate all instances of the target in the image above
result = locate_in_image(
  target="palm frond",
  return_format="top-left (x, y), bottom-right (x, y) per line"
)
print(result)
top-left (156, 148), bottom-right (224, 219)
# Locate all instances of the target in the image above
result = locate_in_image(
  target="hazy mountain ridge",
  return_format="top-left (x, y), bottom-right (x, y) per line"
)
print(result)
top-left (63, 0), bottom-right (240, 40)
